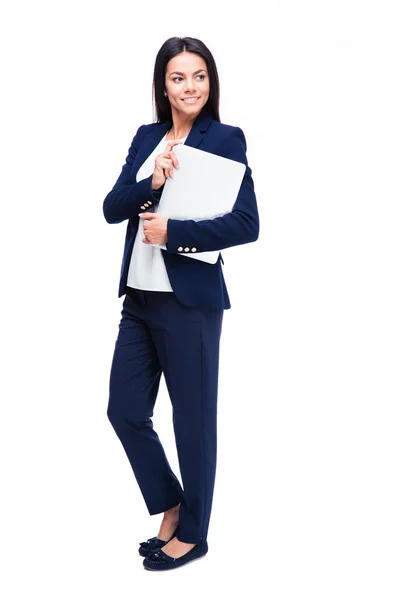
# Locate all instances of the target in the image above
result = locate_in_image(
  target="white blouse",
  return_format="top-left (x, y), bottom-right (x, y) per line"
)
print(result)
top-left (126, 132), bottom-right (187, 291)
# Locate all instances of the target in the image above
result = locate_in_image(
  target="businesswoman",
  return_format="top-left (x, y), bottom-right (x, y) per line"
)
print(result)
top-left (103, 36), bottom-right (259, 571)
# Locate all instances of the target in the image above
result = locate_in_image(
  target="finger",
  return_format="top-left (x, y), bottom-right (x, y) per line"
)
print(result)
top-left (155, 158), bottom-right (173, 178)
top-left (167, 160), bottom-right (176, 176)
top-left (167, 151), bottom-right (179, 171)
top-left (164, 140), bottom-right (182, 151)
top-left (163, 157), bottom-right (176, 178)
top-left (170, 153), bottom-right (179, 169)
top-left (156, 155), bottom-right (173, 164)
top-left (163, 150), bottom-right (179, 170)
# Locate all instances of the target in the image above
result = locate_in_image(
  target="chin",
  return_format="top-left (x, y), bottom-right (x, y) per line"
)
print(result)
top-left (183, 102), bottom-right (206, 112)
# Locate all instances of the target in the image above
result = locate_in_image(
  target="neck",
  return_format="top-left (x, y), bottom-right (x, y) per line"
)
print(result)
top-left (168, 109), bottom-right (198, 139)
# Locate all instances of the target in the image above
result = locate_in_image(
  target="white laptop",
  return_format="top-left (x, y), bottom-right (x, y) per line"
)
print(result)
top-left (153, 143), bottom-right (246, 263)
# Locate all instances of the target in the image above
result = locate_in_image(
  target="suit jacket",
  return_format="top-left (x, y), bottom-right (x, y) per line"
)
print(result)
top-left (103, 106), bottom-right (259, 310)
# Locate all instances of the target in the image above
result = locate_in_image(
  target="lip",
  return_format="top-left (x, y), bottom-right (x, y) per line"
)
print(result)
top-left (181, 96), bottom-right (200, 101)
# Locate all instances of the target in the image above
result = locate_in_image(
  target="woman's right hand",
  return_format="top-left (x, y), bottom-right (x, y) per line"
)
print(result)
top-left (151, 140), bottom-right (182, 190)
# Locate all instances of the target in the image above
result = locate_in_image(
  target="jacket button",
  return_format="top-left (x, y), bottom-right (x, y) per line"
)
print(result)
top-left (144, 203), bottom-right (149, 207)
top-left (191, 247), bottom-right (197, 252)
top-left (178, 246), bottom-right (183, 252)
top-left (148, 201), bottom-right (152, 205)
top-left (184, 247), bottom-right (190, 252)
top-left (140, 205), bottom-right (145, 210)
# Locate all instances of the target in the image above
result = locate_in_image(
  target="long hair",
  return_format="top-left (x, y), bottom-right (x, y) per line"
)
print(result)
top-left (152, 37), bottom-right (220, 123)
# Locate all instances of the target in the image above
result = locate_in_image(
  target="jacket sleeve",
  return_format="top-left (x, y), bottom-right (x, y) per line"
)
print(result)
top-left (165, 126), bottom-right (259, 254)
top-left (103, 125), bottom-right (165, 224)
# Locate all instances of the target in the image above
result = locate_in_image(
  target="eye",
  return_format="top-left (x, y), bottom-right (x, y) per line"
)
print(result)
top-left (172, 74), bottom-right (206, 83)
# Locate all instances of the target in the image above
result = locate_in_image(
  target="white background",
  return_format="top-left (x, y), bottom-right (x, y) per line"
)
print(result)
top-left (1, 0), bottom-right (399, 597)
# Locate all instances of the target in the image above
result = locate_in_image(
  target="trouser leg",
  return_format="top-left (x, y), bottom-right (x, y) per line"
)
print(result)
top-left (146, 292), bottom-right (224, 545)
top-left (106, 293), bottom-right (183, 515)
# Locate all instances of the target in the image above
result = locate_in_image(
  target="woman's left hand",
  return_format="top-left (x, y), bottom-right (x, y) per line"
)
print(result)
top-left (139, 213), bottom-right (168, 245)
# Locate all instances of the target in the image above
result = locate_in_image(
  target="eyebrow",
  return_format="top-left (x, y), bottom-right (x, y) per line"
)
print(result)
top-left (169, 69), bottom-right (207, 76)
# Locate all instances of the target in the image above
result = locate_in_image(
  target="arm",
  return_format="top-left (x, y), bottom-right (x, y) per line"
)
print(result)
top-left (102, 125), bottom-right (164, 224)
top-left (165, 127), bottom-right (259, 254)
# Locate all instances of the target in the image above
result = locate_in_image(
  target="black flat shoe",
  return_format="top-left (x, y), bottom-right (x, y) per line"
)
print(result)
top-left (143, 541), bottom-right (208, 571)
top-left (138, 526), bottom-right (179, 557)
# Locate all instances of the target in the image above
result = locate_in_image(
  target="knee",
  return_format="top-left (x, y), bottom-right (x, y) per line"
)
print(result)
top-left (106, 394), bottom-right (126, 427)
top-left (106, 402), bottom-right (118, 426)
top-left (106, 399), bottom-right (128, 427)
top-left (107, 400), bottom-right (152, 431)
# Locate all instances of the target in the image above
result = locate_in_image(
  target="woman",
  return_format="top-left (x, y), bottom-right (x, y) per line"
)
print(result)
top-left (103, 36), bottom-right (259, 571)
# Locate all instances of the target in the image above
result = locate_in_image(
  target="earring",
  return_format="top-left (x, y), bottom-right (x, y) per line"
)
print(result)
top-left (164, 91), bottom-right (167, 97)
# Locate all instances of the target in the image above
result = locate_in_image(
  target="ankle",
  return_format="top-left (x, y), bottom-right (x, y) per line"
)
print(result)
top-left (164, 503), bottom-right (180, 519)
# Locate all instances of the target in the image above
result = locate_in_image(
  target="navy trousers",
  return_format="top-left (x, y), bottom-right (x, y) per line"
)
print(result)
top-left (106, 287), bottom-right (224, 545)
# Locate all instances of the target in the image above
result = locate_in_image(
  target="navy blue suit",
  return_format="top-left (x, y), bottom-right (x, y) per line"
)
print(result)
top-left (104, 106), bottom-right (259, 547)
top-left (103, 105), bottom-right (259, 309)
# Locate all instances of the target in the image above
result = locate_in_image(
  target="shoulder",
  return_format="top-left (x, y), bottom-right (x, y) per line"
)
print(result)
top-left (128, 121), bottom-right (160, 141)
top-left (134, 118), bottom-right (245, 136)
top-left (139, 122), bottom-right (159, 132)
top-left (209, 120), bottom-right (244, 136)
top-left (125, 122), bottom-right (161, 150)
top-left (133, 122), bottom-right (157, 138)
top-left (131, 119), bottom-right (247, 153)
top-left (205, 120), bottom-right (248, 164)
top-left (208, 120), bottom-right (247, 151)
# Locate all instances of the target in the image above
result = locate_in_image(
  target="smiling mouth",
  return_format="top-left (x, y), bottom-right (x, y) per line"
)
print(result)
top-left (181, 97), bottom-right (200, 103)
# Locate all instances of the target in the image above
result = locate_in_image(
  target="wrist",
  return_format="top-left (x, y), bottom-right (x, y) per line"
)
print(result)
top-left (151, 177), bottom-right (164, 191)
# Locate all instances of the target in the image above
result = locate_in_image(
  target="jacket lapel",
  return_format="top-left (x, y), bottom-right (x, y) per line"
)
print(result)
top-left (182, 105), bottom-right (213, 148)
top-left (132, 120), bottom-right (170, 180)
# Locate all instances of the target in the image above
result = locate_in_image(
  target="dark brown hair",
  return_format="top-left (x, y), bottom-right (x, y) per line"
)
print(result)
top-left (152, 36), bottom-right (220, 123)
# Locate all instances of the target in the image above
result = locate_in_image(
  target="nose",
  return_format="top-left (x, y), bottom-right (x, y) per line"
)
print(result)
top-left (183, 78), bottom-right (196, 93)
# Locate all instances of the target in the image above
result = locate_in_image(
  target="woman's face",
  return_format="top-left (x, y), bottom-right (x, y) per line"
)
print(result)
top-left (164, 52), bottom-right (210, 119)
